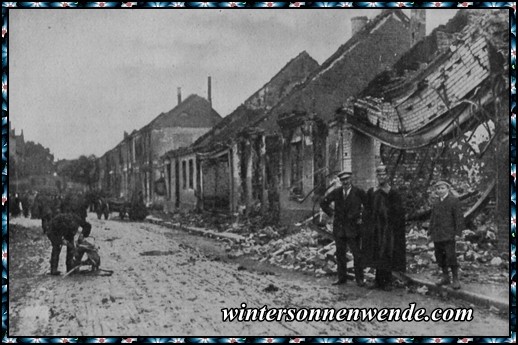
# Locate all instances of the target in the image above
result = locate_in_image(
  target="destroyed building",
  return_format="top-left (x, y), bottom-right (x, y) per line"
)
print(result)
top-left (343, 9), bottom-right (509, 249)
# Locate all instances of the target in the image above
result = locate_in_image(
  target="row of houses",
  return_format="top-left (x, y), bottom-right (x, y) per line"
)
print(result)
top-left (97, 9), bottom-right (508, 246)
top-left (9, 122), bottom-right (70, 194)
top-left (96, 91), bottom-right (221, 205)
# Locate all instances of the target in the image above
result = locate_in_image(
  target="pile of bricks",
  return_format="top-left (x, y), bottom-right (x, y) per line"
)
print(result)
top-left (152, 208), bottom-right (506, 284)
top-left (244, 226), bottom-right (341, 276)
top-left (405, 223), bottom-right (505, 275)
top-left (233, 220), bottom-right (506, 281)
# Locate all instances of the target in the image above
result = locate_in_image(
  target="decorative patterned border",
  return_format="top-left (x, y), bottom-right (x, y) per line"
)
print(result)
top-left (1, 2), bottom-right (515, 343)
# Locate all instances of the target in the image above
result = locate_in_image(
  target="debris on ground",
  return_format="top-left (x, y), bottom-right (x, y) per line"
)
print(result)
top-left (263, 283), bottom-right (279, 292)
top-left (416, 285), bottom-right (429, 295)
top-left (150, 209), bottom-right (507, 287)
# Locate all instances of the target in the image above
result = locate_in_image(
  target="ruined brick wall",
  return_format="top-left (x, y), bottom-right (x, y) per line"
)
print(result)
top-left (381, 121), bottom-right (496, 222)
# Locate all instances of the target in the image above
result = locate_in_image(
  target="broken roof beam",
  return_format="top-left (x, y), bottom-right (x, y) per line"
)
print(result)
top-left (345, 89), bottom-right (493, 150)
top-left (347, 10), bottom-right (508, 149)
top-left (356, 37), bottom-right (491, 135)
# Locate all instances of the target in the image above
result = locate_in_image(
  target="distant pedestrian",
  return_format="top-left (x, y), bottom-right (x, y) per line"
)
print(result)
top-left (21, 192), bottom-right (31, 218)
top-left (10, 193), bottom-right (22, 217)
top-left (129, 190), bottom-right (148, 221)
top-left (320, 169), bottom-right (366, 287)
top-left (363, 164), bottom-right (406, 291)
top-left (428, 180), bottom-right (464, 290)
top-left (27, 190), bottom-right (37, 219)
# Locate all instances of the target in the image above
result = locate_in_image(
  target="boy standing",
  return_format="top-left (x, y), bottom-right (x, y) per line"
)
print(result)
top-left (429, 180), bottom-right (464, 289)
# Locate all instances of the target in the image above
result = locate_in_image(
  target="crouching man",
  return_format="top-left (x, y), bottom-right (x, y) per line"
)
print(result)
top-left (46, 213), bottom-right (92, 276)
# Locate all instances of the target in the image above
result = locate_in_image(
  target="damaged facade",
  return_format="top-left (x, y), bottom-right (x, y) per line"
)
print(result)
top-left (95, 9), bottom-right (508, 250)
top-left (345, 9), bottom-right (509, 249)
top-left (249, 9), bottom-right (421, 224)
top-left (161, 51), bottom-right (320, 214)
top-left (161, 9), bottom-right (423, 222)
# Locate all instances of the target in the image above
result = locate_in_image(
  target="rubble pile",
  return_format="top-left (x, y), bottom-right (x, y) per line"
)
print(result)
top-left (236, 219), bottom-right (507, 283)
top-left (405, 221), bottom-right (507, 287)
top-left (240, 225), bottom-right (341, 277)
top-left (152, 209), bottom-right (507, 285)
top-left (158, 210), bottom-right (234, 232)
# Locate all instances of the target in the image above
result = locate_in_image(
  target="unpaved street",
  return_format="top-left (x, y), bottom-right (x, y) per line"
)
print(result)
top-left (9, 214), bottom-right (508, 337)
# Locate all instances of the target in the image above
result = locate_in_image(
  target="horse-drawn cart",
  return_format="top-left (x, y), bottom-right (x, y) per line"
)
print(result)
top-left (107, 198), bottom-right (130, 220)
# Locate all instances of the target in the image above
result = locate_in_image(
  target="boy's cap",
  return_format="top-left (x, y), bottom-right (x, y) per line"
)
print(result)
top-left (376, 164), bottom-right (387, 174)
top-left (434, 180), bottom-right (451, 188)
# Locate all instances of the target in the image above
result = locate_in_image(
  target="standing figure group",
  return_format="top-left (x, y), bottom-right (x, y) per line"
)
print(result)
top-left (320, 164), bottom-right (464, 291)
top-left (9, 191), bottom-right (38, 218)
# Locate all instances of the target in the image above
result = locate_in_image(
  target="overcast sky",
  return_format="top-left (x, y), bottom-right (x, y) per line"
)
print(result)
top-left (9, 8), bottom-right (458, 160)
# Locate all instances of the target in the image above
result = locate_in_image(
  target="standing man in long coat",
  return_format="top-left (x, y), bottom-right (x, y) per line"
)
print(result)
top-left (320, 169), bottom-right (366, 286)
top-left (364, 164), bottom-right (406, 291)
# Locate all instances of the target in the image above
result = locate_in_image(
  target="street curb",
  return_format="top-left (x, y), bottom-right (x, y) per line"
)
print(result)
top-left (146, 216), bottom-right (246, 242)
top-left (397, 272), bottom-right (509, 313)
top-left (178, 225), bottom-right (246, 242)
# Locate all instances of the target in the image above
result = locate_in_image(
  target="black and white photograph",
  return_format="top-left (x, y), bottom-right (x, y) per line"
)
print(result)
top-left (5, 3), bottom-right (512, 340)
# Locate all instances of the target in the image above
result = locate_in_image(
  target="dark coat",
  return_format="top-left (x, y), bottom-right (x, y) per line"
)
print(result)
top-left (363, 187), bottom-right (406, 272)
top-left (429, 193), bottom-right (464, 242)
top-left (320, 185), bottom-right (365, 238)
top-left (47, 213), bottom-right (81, 246)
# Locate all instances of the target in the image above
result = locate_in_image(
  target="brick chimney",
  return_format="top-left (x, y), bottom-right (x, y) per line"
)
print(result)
top-left (410, 9), bottom-right (426, 46)
top-left (207, 76), bottom-right (212, 106)
top-left (177, 87), bottom-right (182, 105)
top-left (351, 16), bottom-right (368, 36)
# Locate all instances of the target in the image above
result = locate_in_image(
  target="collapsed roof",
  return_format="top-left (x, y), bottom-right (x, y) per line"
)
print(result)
top-left (345, 9), bottom-right (508, 149)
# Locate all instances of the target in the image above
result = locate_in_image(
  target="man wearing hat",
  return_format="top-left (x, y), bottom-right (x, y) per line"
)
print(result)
top-left (429, 179), bottom-right (464, 289)
top-left (320, 168), bottom-right (366, 286)
top-left (363, 164), bottom-right (406, 291)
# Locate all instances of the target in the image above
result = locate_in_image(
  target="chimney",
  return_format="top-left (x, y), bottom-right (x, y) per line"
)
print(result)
top-left (177, 87), bottom-right (182, 105)
top-left (410, 9), bottom-right (426, 46)
top-left (207, 76), bottom-right (212, 107)
top-left (351, 16), bottom-right (368, 36)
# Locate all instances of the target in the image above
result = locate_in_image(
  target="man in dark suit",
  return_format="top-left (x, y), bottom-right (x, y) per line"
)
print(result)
top-left (320, 169), bottom-right (366, 286)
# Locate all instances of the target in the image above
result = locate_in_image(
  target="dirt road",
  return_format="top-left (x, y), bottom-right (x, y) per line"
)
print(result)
top-left (8, 214), bottom-right (509, 337)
